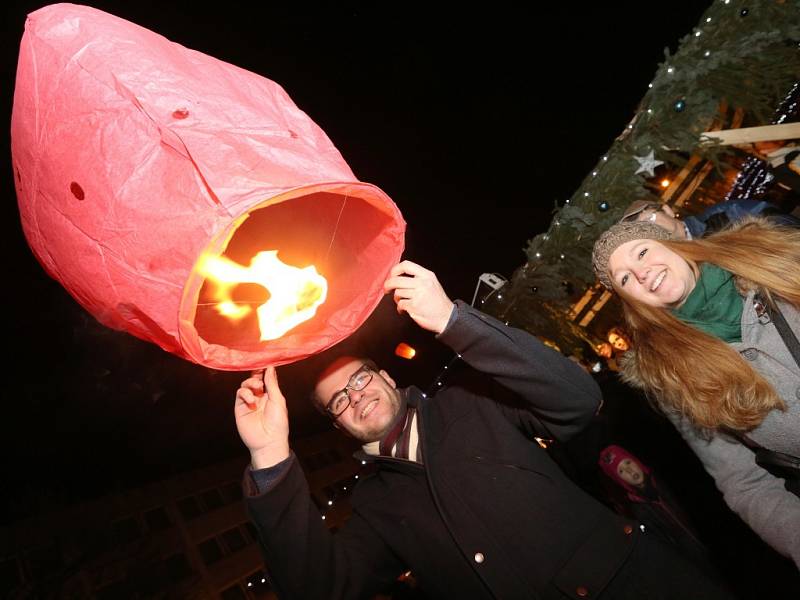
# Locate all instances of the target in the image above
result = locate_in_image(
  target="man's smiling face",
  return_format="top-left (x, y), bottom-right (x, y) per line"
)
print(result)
top-left (314, 357), bottom-right (403, 443)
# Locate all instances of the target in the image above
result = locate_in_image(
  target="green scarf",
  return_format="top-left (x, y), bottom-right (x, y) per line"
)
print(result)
top-left (672, 264), bottom-right (743, 343)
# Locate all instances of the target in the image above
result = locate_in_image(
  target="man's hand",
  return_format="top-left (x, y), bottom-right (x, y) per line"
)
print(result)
top-left (234, 366), bottom-right (291, 469)
top-left (384, 261), bottom-right (454, 334)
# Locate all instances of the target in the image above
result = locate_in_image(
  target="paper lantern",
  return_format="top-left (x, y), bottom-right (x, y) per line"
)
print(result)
top-left (394, 343), bottom-right (416, 360)
top-left (11, 4), bottom-right (405, 370)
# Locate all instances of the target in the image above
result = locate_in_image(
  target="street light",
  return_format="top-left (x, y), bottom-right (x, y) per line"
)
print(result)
top-left (471, 272), bottom-right (508, 307)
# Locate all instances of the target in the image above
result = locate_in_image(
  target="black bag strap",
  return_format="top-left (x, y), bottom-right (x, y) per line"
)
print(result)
top-left (731, 432), bottom-right (800, 494)
top-left (732, 296), bottom-right (800, 494)
top-left (763, 298), bottom-right (800, 369)
top-left (754, 448), bottom-right (800, 497)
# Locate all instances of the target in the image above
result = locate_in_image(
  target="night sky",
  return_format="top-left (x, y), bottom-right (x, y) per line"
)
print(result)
top-left (0, 2), bottom-right (709, 523)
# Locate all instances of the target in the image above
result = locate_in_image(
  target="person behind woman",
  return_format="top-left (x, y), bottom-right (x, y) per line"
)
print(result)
top-left (598, 444), bottom-right (712, 570)
top-left (591, 217), bottom-right (800, 568)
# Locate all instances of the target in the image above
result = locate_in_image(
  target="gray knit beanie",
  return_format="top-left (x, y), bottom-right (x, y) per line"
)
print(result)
top-left (592, 221), bottom-right (674, 289)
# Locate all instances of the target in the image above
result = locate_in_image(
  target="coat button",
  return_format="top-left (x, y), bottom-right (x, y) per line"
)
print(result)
top-left (623, 524), bottom-right (633, 534)
top-left (741, 348), bottom-right (758, 361)
top-left (474, 552), bottom-right (485, 563)
top-left (576, 585), bottom-right (589, 597)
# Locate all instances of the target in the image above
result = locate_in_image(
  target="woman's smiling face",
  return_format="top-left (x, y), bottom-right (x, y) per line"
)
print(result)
top-left (607, 239), bottom-right (697, 308)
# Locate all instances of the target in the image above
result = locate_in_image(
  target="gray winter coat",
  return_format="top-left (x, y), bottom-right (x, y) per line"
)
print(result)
top-left (668, 291), bottom-right (800, 567)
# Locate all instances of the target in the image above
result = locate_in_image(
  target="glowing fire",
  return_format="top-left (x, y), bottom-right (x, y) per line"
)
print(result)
top-left (197, 251), bottom-right (327, 341)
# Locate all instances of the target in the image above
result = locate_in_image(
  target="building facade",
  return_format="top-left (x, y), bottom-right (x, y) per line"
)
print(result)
top-left (1, 429), bottom-right (362, 599)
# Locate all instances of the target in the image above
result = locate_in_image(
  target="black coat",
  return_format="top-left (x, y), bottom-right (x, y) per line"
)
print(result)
top-left (245, 302), bottom-right (640, 599)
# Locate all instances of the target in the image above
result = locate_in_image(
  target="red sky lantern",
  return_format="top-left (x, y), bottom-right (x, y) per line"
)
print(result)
top-left (394, 343), bottom-right (417, 360)
top-left (11, 4), bottom-right (405, 370)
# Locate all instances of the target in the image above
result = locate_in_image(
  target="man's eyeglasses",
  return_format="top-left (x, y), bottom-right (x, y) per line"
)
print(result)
top-left (325, 365), bottom-right (374, 418)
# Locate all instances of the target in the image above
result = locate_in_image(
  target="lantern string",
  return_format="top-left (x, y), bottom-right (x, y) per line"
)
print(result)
top-left (323, 194), bottom-right (349, 264)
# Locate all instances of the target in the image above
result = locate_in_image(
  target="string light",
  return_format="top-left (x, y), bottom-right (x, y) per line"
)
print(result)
top-left (660, 179), bottom-right (670, 188)
top-left (695, 31), bottom-right (701, 37)
top-left (648, 83), bottom-right (653, 88)
top-left (667, 66), bottom-right (674, 73)
top-left (704, 50), bottom-right (711, 57)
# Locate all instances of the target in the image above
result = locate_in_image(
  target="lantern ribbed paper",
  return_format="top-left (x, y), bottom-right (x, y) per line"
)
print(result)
top-left (11, 3), bottom-right (405, 370)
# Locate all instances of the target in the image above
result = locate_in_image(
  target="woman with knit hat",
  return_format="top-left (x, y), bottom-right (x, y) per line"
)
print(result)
top-left (591, 216), bottom-right (800, 568)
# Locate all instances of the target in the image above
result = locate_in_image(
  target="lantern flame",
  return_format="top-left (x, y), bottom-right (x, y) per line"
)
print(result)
top-left (197, 251), bottom-right (327, 341)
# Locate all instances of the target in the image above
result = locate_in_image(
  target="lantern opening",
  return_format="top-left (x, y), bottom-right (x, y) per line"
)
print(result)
top-left (181, 185), bottom-right (403, 368)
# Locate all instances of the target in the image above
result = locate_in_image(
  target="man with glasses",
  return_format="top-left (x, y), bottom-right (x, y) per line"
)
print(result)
top-left (319, 359), bottom-right (410, 450)
top-left (621, 198), bottom-right (798, 239)
top-left (234, 261), bottom-right (732, 600)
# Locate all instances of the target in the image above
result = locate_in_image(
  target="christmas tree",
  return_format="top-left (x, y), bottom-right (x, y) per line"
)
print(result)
top-left (485, 0), bottom-right (800, 358)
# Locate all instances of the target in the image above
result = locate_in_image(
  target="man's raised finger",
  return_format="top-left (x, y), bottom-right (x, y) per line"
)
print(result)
top-left (263, 367), bottom-right (285, 404)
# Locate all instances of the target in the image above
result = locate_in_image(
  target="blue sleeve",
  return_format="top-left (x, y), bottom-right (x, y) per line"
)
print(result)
top-left (247, 454), bottom-right (295, 494)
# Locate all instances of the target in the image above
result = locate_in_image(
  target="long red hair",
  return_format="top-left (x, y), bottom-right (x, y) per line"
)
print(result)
top-left (616, 218), bottom-right (800, 432)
